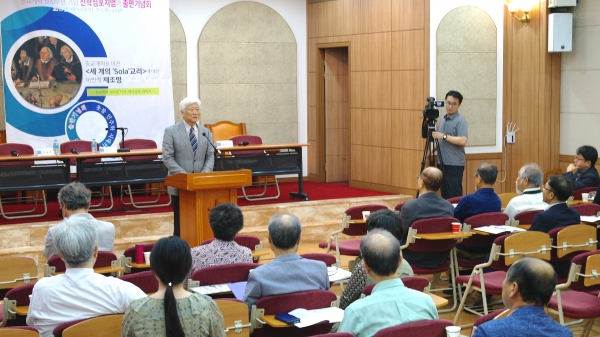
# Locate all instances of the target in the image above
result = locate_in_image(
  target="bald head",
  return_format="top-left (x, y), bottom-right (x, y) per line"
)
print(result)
top-left (268, 213), bottom-right (302, 250)
top-left (421, 167), bottom-right (444, 192)
top-left (360, 229), bottom-right (400, 277)
top-left (505, 258), bottom-right (557, 307)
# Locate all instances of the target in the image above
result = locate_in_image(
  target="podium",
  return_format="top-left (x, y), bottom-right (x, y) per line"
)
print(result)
top-left (165, 169), bottom-right (252, 247)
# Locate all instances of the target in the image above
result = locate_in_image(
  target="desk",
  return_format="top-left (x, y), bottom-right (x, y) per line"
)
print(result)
top-left (14, 306), bottom-right (28, 316)
top-left (0, 154), bottom-right (70, 192)
top-left (215, 143), bottom-right (309, 200)
top-left (415, 231), bottom-right (472, 240)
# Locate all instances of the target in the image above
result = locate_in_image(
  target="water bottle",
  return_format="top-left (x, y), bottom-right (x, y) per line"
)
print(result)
top-left (52, 139), bottom-right (60, 155)
top-left (91, 138), bottom-right (98, 154)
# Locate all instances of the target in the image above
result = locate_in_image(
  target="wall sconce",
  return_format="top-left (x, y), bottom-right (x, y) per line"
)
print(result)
top-left (507, 0), bottom-right (533, 26)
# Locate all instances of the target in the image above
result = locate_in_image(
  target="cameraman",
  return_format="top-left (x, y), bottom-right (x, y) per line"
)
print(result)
top-left (431, 90), bottom-right (468, 199)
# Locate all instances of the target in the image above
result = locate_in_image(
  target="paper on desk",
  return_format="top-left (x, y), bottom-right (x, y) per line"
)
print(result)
top-left (288, 307), bottom-right (345, 328)
top-left (475, 225), bottom-right (525, 235)
top-left (581, 215), bottom-right (600, 223)
top-left (327, 266), bottom-right (352, 282)
top-left (228, 281), bottom-right (247, 300)
top-left (191, 284), bottom-right (230, 295)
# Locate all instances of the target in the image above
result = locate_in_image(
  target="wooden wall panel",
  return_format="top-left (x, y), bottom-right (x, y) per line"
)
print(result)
top-left (391, 148), bottom-right (423, 189)
top-left (390, 70), bottom-right (424, 110)
top-left (391, 110), bottom-right (425, 151)
top-left (352, 33), bottom-right (392, 71)
top-left (351, 71), bottom-right (391, 109)
top-left (360, 0), bottom-right (392, 33)
top-left (391, 30), bottom-right (424, 70)
top-left (391, 0), bottom-right (425, 31)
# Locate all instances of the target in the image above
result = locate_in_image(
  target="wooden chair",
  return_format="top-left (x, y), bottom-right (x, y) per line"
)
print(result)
top-left (498, 192), bottom-right (519, 209)
top-left (58, 314), bottom-right (124, 337)
top-left (453, 231), bottom-right (551, 326)
top-left (547, 250), bottom-right (600, 336)
top-left (372, 319), bottom-right (454, 337)
top-left (548, 224), bottom-right (597, 282)
top-left (401, 216), bottom-right (462, 312)
top-left (249, 290), bottom-right (337, 337)
top-left (188, 262), bottom-right (260, 288)
top-left (318, 205), bottom-right (389, 267)
top-left (118, 271), bottom-right (159, 294)
top-left (1, 283), bottom-right (34, 327)
top-left (205, 121), bottom-right (247, 142)
top-left (118, 138), bottom-right (171, 209)
top-left (0, 327), bottom-right (39, 337)
top-left (0, 257), bottom-right (37, 302)
top-left (459, 212), bottom-right (510, 270)
top-left (0, 143), bottom-right (47, 220)
top-left (215, 299), bottom-right (251, 337)
top-left (60, 140), bottom-right (112, 211)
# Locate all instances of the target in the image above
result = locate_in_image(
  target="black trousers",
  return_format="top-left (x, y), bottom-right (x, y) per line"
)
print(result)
top-left (171, 194), bottom-right (180, 237)
top-left (439, 164), bottom-right (464, 199)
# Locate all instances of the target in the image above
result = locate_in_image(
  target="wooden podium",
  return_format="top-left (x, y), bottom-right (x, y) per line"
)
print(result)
top-left (165, 169), bottom-right (252, 247)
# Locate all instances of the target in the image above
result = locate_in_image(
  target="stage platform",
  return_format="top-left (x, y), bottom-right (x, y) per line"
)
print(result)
top-left (0, 194), bottom-right (412, 266)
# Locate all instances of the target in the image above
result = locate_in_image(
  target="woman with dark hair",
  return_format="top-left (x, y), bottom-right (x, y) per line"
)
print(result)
top-left (122, 236), bottom-right (225, 337)
top-left (184, 203), bottom-right (253, 288)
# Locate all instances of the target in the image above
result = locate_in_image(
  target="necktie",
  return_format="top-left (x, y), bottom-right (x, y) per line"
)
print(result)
top-left (189, 126), bottom-right (197, 157)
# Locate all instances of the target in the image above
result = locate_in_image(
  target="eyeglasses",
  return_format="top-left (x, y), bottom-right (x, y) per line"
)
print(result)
top-left (445, 101), bottom-right (459, 106)
top-left (574, 156), bottom-right (585, 162)
top-left (416, 175), bottom-right (421, 180)
top-left (474, 174), bottom-right (480, 178)
top-left (542, 185), bottom-right (554, 194)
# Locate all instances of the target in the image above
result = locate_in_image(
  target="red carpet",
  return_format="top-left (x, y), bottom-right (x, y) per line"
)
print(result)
top-left (0, 182), bottom-right (392, 225)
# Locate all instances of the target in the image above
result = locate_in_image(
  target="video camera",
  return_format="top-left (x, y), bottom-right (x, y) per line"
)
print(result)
top-left (422, 97), bottom-right (444, 138)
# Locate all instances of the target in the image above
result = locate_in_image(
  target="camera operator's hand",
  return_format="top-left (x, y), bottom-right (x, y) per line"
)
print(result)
top-left (431, 131), bottom-right (444, 140)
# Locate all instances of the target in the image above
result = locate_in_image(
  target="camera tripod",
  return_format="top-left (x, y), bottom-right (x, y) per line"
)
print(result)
top-left (418, 127), bottom-right (449, 197)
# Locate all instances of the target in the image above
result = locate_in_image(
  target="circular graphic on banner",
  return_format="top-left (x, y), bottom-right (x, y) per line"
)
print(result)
top-left (66, 100), bottom-right (117, 146)
top-left (10, 35), bottom-right (82, 109)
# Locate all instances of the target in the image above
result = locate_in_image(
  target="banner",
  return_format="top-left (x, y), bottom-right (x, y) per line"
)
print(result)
top-left (1, 0), bottom-right (173, 150)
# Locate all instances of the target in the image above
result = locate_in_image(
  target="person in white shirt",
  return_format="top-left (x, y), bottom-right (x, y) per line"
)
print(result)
top-left (504, 163), bottom-right (548, 221)
top-left (42, 181), bottom-right (115, 259)
top-left (27, 217), bottom-right (146, 337)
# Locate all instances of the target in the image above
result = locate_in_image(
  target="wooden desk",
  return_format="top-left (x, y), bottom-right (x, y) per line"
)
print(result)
top-left (14, 306), bottom-right (28, 316)
top-left (215, 143), bottom-right (309, 200)
top-left (415, 231), bottom-right (472, 240)
top-left (518, 224), bottom-right (531, 230)
top-left (429, 293), bottom-right (449, 308)
top-left (129, 261), bottom-right (150, 269)
top-left (252, 250), bottom-right (270, 259)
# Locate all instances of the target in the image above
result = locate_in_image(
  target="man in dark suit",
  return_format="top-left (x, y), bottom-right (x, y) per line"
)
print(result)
top-left (400, 167), bottom-right (454, 268)
top-left (564, 145), bottom-right (600, 190)
top-left (473, 258), bottom-right (572, 337)
top-left (454, 162), bottom-right (502, 222)
top-left (530, 175), bottom-right (580, 278)
top-left (162, 97), bottom-right (215, 236)
top-left (529, 175), bottom-right (580, 233)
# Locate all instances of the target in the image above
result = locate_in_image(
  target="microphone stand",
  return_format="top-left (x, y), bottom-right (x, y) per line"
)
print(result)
top-left (118, 128), bottom-right (129, 152)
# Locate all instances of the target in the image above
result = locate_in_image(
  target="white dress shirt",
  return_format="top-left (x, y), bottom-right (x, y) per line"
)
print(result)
top-left (26, 268), bottom-right (146, 337)
top-left (42, 213), bottom-right (115, 259)
top-left (504, 187), bottom-right (548, 220)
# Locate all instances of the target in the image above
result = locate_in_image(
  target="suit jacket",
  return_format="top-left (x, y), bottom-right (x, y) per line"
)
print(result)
top-left (473, 306), bottom-right (572, 337)
top-left (564, 166), bottom-right (600, 190)
top-left (400, 192), bottom-right (455, 268)
top-left (529, 202), bottom-right (580, 233)
top-left (242, 253), bottom-right (330, 309)
top-left (454, 188), bottom-right (502, 223)
top-left (162, 121), bottom-right (214, 195)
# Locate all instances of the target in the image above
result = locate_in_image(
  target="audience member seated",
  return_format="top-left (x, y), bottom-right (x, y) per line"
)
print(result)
top-left (42, 182), bottom-right (115, 259)
top-left (504, 163), bottom-right (547, 221)
top-left (339, 209), bottom-right (414, 310)
top-left (530, 175), bottom-right (580, 278)
top-left (400, 167), bottom-right (455, 268)
top-left (454, 162), bottom-right (501, 222)
top-left (472, 258), bottom-right (572, 337)
top-left (243, 213), bottom-right (329, 309)
top-left (122, 236), bottom-right (225, 337)
top-left (185, 203), bottom-right (252, 288)
top-left (564, 145), bottom-right (600, 190)
top-left (338, 230), bottom-right (438, 337)
top-left (27, 217), bottom-right (146, 336)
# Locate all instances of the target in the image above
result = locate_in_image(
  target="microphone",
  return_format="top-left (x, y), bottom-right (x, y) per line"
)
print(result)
top-left (70, 148), bottom-right (79, 154)
top-left (105, 127), bottom-right (128, 130)
top-left (10, 150), bottom-right (19, 157)
top-left (239, 141), bottom-right (249, 146)
top-left (202, 132), bottom-right (221, 154)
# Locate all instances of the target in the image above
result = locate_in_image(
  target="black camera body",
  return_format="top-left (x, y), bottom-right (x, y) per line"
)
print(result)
top-left (422, 97), bottom-right (444, 138)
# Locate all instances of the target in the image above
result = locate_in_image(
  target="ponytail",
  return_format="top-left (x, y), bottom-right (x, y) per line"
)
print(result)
top-left (164, 282), bottom-right (185, 337)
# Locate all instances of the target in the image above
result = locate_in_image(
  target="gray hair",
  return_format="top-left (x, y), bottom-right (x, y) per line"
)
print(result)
top-left (519, 163), bottom-right (543, 187)
top-left (268, 213), bottom-right (302, 250)
top-left (53, 217), bottom-right (98, 268)
top-left (476, 162), bottom-right (499, 185)
top-left (41, 46), bottom-right (53, 59)
top-left (179, 97), bottom-right (201, 112)
top-left (360, 229), bottom-right (400, 277)
top-left (58, 182), bottom-right (91, 211)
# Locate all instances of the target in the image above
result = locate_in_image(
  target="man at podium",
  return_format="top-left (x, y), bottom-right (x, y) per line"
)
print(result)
top-left (163, 97), bottom-right (215, 236)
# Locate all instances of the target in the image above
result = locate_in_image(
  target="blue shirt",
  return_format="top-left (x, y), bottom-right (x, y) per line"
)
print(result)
top-left (338, 278), bottom-right (438, 337)
top-left (454, 188), bottom-right (501, 222)
top-left (473, 305), bottom-right (572, 337)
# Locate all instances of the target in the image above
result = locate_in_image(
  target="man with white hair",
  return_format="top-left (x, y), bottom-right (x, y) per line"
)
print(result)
top-left (504, 163), bottom-right (547, 221)
top-left (27, 218), bottom-right (145, 337)
top-left (162, 97), bottom-right (215, 236)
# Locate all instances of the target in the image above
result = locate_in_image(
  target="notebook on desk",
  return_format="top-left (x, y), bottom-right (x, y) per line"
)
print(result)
top-left (191, 281), bottom-right (247, 300)
top-left (474, 225), bottom-right (526, 235)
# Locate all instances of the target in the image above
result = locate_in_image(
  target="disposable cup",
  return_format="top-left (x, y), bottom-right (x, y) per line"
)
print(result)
top-left (452, 222), bottom-right (461, 233)
top-left (445, 326), bottom-right (461, 337)
top-left (582, 193), bottom-right (589, 202)
top-left (362, 211), bottom-right (370, 221)
top-left (144, 252), bottom-right (151, 265)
